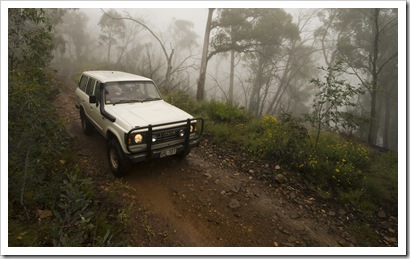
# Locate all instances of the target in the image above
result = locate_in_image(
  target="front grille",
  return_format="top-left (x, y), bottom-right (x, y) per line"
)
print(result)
top-left (125, 117), bottom-right (203, 154)
top-left (153, 127), bottom-right (185, 144)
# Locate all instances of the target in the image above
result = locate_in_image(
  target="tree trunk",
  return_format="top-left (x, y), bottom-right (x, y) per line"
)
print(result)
top-left (228, 49), bottom-right (235, 103)
top-left (196, 8), bottom-right (214, 101)
top-left (107, 27), bottom-right (113, 62)
top-left (163, 48), bottom-right (174, 94)
top-left (107, 40), bottom-right (111, 62)
top-left (383, 92), bottom-right (391, 148)
top-left (248, 59), bottom-right (264, 116)
top-left (368, 8), bottom-right (380, 145)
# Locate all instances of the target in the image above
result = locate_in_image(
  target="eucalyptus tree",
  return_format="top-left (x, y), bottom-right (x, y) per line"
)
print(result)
top-left (197, 8), bottom-right (215, 101)
top-left (265, 9), bottom-right (318, 116)
top-left (198, 8), bottom-right (301, 113)
top-left (98, 9), bottom-right (125, 63)
top-left (244, 9), bottom-right (299, 116)
top-left (55, 10), bottom-right (90, 61)
top-left (334, 8), bottom-right (398, 146)
top-left (209, 8), bottom-right (253, 102)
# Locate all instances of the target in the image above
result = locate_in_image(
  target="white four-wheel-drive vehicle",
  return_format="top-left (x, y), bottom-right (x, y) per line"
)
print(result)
top-left (75, 71), bottom-right (203, 177)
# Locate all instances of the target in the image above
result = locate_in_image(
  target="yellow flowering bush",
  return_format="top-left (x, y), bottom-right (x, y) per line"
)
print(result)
top-left (261, 115), bottom-right (277, 125)
top-left (252, 113), bottom-right (308, 164)
top-left (299, 134), bottom-right (370, 191)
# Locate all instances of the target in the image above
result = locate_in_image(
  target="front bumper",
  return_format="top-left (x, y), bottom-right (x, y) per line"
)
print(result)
top-left (125, 118), bottom-right (204, 163)
top-left (126, 139), bottom-right (200, 163)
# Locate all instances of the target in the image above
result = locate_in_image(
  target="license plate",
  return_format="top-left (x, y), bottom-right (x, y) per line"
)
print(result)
top-left (160, 148), bottom-right (177, 158)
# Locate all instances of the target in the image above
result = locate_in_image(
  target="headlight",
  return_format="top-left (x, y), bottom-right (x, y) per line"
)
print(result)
top-left (152, 135), bottom-right (157, 142)
top-left (134, 134), bottom-right (143, 144)
top-left (126, 132), bottom-right (146, 146)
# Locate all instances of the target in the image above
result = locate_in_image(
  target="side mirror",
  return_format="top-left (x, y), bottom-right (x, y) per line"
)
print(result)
top-left (89, 95), bottom-right (97, 103)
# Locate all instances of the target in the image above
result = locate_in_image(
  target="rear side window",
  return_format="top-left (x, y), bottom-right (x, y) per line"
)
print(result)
top-left (79, 75), bottom-right (88, 92)
top-left (85, 78), bottom-right (96, 96)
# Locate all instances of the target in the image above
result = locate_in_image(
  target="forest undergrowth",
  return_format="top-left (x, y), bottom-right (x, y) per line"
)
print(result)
top-left (167, 91), bottom-right (399, 239)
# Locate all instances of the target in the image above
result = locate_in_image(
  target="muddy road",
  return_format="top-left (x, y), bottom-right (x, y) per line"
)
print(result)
top-left (53, 80), bottom-right (358, 249)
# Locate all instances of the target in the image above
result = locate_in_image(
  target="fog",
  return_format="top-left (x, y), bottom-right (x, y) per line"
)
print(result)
top-left (43, 6), bottom-right (401, 150)
top-left (5, 3), bottom-right (404, 252)
top-left (81, 8), bottom-right (208, 37)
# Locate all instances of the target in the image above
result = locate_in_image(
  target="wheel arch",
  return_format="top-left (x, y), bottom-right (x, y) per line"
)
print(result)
top-left (106, 129), bottom-right (120, 142)
top-left (105, 129), bottom-right (127, 153)
top-left (79, 105), bottom-right (85, 115)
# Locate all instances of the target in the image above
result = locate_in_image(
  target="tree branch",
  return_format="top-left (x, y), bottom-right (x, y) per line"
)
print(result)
top-left (101, 9), bottom-right (170, 60)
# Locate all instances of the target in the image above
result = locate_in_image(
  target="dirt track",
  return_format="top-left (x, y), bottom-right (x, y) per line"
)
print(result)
top-left (53, 79), bottom-right (361, 248)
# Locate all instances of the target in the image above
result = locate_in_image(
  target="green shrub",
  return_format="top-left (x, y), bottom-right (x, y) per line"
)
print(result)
top-left (205, 122), bottom-right (231, 144)
top-left (198, 101), bottom-right (252, 150)
top-left (164, 90), bottom-right (202, 116)
top-left (204, 100), bottom-right (249, 124)
top-left (8, 69), bottom-right (128, 247)
top-left (347, 222), bottom-right (380, 246)
top-left (299, 133), bottom-right (370, 192)
top-left (250, 113), bottom-right (309, 164)
top-left (364, 151), bottom-right (398, 208)
top-left (53, 171), bottom-right (95, 246)
top-left (8, 69), bottom-right (68, 218)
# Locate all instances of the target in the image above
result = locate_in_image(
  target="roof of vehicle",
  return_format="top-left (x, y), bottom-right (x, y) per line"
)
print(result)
top-left (82, 71), bottom-right (152, 83)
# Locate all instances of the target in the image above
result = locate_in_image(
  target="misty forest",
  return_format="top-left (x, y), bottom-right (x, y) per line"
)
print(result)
top-left (8, 8), bottom-right (399, 248)
top-left (43, 8), bottom-right (399, 149)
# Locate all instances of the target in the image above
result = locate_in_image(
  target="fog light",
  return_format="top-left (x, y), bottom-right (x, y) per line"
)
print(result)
top-left (134, 134), bottom-right (143, 144)
top-left (152, 135), bottom-right (157, 142)
top-left (179, 129), bottom-right (185, 137)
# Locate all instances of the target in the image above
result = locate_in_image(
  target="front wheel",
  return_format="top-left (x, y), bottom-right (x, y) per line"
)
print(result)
top-left (107, 139), bottom-right (130, 177)
top-left (175, 149), bottom-right (191, 160)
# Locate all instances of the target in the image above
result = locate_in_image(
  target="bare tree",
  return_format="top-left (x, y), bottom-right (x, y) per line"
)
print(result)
top-left (101, 9), bottom-right (198, 94)
top-left (265, 10), bottom-right (319, 116)
top-left (116, 20), bottom-right (143, 64)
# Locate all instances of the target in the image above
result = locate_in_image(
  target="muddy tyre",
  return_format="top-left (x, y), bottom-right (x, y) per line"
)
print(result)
top-left (80, 109), bottom-right (93, 135)
top-left (175, 149), bottom-right (191, 160)
top-left (107, 139), bottom-right (130, 177)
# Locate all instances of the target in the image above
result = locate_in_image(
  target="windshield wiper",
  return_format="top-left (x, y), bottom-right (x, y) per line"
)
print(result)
top-left (113, 99), bottom-right (140, 105)
top-left (141, 97), bottom-right (161, 102)
top-left (113, 98), bottom-right (161, 105)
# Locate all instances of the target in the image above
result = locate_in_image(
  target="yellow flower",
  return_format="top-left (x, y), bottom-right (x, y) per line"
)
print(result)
top-left (335, 168), bottom-right (340, 173)
top-left (342, 159), bottom-right (346, 163)
top-left (262, 115), bottom-right (277, 124)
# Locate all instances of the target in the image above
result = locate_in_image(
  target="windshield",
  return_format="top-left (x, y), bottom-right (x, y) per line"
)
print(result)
top-left (104, 81), bottom-right (162, 104)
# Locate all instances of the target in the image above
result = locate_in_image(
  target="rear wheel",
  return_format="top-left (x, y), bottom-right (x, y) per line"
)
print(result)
top-left (80, 109), bottom-right (93, 135)
top-left (107, 139), bottom-right (130, 177)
